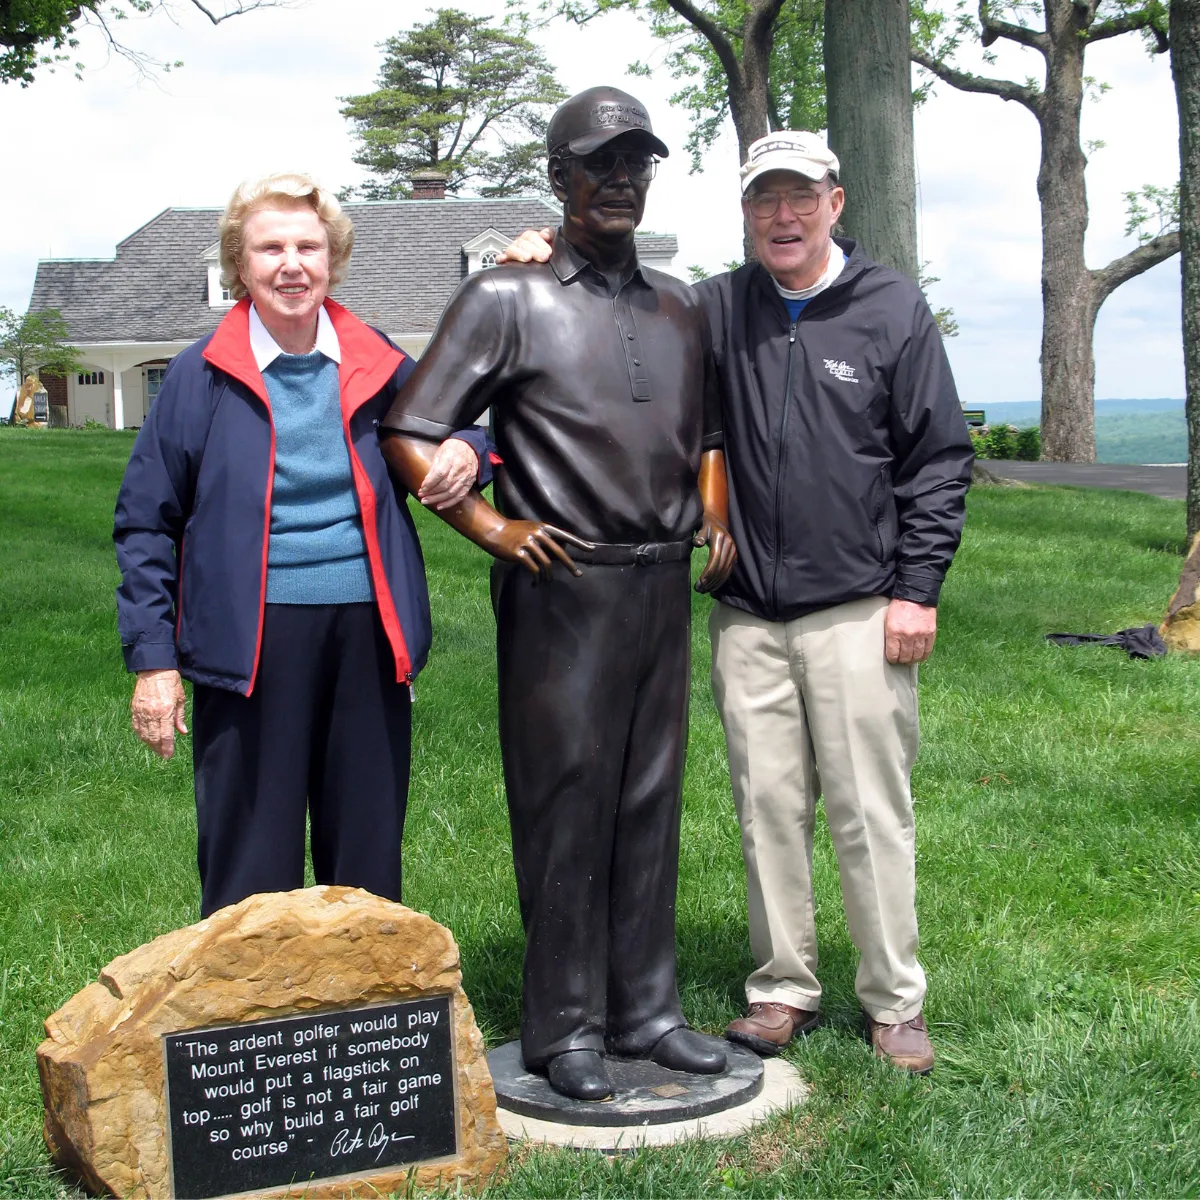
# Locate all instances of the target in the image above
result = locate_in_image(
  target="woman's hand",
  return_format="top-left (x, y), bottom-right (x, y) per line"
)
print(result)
top-left (131, 668), bottom-right (188, 759)
top-left (418, 437), bottom-right (481, 510)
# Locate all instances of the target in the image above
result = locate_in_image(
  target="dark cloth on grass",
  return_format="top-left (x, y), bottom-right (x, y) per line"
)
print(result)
top-left (1045, 625), bottom-right (1167, 660)
top-left (192, 602), bottom-right (411, 917)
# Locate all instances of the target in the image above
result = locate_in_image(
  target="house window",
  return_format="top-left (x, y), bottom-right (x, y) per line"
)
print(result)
top-left (208, 263), bottom-right (236, 308)
top-left (147, 367), bottom-right (168, 409)
top-left (480, 250), bottom-right (498, 269)
top-left (78, 371), bottom-right (105, 386)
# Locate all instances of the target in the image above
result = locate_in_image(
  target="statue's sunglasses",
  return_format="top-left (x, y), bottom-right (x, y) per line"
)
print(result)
top-left (746, 185), bottom-right (835, 219)
top-left (559, 150), bottom-right (660, 182)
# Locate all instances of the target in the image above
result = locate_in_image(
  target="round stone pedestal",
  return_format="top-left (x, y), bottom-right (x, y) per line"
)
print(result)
top-left (488, 1036), bottom-right (806, 1150)
top-left (489, 1036), bottom-right (761, 1127)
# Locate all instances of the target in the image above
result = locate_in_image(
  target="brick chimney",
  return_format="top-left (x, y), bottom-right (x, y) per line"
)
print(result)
top-left (411, 170), bottom-right (448, 200)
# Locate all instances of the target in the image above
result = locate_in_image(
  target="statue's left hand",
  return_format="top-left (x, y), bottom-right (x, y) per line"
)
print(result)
top-left (418, 437), bottom-right (481, 510)
top-left (693, 512), bottom-right (737, 593)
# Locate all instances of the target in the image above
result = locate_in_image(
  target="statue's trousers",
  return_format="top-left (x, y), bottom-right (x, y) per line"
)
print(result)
top-left (492, 556), bottom-right (692, 1069)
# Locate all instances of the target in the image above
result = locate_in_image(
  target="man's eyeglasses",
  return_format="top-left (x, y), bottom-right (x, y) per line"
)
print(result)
top-left (746, 185), bottom-right (834, 219)
top-left (560, 150), bottom-right (659, 182)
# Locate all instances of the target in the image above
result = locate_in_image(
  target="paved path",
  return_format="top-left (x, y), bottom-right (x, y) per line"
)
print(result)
top-left (983, 461), bottom-right (1186, 500)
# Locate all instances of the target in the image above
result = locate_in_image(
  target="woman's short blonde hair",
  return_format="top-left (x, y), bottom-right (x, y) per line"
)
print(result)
top-left (218, 173), bottom-right (354, 300)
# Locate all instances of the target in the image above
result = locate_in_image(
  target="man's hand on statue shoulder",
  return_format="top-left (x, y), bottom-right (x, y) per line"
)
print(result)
top-left (497, 227), bottom-right (556, 265)
top-left (694, 512), bottom-right (737, 594)
top-left (884, 599), bottom-right (937, 665)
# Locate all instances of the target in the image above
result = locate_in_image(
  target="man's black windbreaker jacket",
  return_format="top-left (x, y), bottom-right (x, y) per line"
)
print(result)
top-left (694, 237), bottom-right (974, 621)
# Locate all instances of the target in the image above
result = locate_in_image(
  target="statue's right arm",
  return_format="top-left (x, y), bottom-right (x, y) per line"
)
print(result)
top-left (382, 434), bottom-right (590, 580)
top-left (381, 274), bottom-right (593, 580)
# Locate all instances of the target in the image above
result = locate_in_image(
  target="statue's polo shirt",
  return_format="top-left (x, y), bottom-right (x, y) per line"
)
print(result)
top-left (382, 234), bottom-right (723, 546)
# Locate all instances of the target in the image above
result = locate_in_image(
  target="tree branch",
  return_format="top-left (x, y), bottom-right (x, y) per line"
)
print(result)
top-left (1092, 231), bottom-right (1181, 308)
top-left (663, 0), bottom-right (745, 92)
top-left (978, 2), bottom-right (1048, 54)
top-left (1086, 10), bottom-right (1169, 53)
top-left (185, 0), bottom-right (290, 25)
top-left (911, 47), bottom-right (1042, 114)
top-left (745, 0), bottom-right (787, 61)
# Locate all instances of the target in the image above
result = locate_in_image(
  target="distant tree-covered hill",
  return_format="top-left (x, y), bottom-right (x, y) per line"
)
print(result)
top-left (980, 399), bottom-right (1185, 464)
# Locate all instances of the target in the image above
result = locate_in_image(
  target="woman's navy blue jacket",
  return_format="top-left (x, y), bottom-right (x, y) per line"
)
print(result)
top-left (114, 298), bottom-right (487, 694)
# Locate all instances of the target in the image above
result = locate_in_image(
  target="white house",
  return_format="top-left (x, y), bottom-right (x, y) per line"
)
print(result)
top-left (28, 194), bottom-right (682, 429)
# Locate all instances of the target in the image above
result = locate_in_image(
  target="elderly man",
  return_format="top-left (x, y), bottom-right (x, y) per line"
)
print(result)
top-left (381, 87), bottom-right (736, 1101)
top-left (503, 131), bottom-right (973, 1075)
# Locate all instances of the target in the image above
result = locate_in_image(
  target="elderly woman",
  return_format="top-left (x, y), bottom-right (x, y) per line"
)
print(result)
top-left (114, 173), bottom-right (485, 917)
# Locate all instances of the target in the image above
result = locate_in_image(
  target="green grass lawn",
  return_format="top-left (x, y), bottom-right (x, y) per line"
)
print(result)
top-left (1, 427), bottom-right (1198, 1197)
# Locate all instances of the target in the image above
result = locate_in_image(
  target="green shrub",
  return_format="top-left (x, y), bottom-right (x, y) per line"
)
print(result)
top-left (1016, 425), bottom-right (1041, 460)
top-left (971, 423), bottom-right (1041, 461)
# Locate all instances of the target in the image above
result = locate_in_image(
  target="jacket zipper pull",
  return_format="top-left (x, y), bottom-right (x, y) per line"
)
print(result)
top-left (790, 322), bottom-right (797, 343)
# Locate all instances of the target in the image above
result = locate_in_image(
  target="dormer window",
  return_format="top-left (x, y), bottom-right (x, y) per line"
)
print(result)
top-left (202, 242), bottom-right (235, 308)
top-left (462, 228), bottom-right (511, 274)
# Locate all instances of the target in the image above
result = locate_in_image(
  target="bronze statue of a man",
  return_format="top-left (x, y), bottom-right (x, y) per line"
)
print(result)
top-left (381, 86), bottom-right (737, 1101)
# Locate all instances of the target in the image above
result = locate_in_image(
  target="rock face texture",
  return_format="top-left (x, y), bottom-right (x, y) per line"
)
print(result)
top-left (37, 887), bottom-right (506, 1197)
top-left (1162, 531), bottom-right (1200, 652)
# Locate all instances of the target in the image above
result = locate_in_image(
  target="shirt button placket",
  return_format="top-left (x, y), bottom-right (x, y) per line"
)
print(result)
top-left (617, 295), bottom-right (652, 403)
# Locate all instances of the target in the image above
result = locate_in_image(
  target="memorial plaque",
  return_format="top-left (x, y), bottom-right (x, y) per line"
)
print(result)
top-left (163, 996), bottom-right (456, 1199)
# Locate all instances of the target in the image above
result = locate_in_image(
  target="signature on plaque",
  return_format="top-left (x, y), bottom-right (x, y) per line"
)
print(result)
top-left (330, 1123), bottom-right (417, 1164)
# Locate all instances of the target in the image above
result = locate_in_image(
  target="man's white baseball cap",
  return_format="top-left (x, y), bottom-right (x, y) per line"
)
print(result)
top-left (739, 131), bottom-right (840, 194)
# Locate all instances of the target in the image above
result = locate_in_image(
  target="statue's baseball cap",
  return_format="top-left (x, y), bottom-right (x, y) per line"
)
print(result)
top-left (739, 131), bottom-right (839, 193)
top-left (547, 86), bottom-right (670, 159)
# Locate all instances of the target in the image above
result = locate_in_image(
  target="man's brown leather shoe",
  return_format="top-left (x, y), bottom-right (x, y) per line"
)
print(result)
top-left (725, 1002), bottom-right (820, 1056)
top-left (865, 1011), bottom-right (935, 1074)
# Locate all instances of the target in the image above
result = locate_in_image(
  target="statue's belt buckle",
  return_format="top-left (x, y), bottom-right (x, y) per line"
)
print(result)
top-left (634, 543), bottom-right (662, 566)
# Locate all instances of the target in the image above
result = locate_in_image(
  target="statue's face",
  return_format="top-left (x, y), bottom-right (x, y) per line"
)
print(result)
top-left (552, 132), bottom-right (653, 241)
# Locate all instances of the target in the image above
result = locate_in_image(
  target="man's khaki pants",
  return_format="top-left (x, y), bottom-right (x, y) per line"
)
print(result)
top-left (709, 595), bottom-right (926, 1023)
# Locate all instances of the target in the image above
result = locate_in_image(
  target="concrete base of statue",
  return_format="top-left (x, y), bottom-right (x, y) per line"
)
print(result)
top-left (487, 1037), bottom-right (806, 1150)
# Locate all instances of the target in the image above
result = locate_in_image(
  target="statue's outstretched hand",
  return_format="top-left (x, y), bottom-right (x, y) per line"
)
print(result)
top-left (497, 227), bottom-right (555, 265)
top-left (485, 520), bottom-right (595, 582)
top-left (694, 513), bottom-right (737, 593)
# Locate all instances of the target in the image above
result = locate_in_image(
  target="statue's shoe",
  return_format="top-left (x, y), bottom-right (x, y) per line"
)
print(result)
top-left (650, 1027), bottom-right (727, 1074)
top-left (546, 1050), bottom-right (614, 1100)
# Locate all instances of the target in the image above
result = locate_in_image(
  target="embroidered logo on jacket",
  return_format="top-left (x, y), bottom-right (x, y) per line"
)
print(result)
top-left (823, 358), bottom-right (858, 383)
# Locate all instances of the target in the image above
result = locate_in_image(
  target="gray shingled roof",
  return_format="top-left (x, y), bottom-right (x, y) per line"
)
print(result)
top-left (29, 199), bottom-right (680, 344)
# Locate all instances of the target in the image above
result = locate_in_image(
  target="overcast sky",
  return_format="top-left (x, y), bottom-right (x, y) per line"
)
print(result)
top-left (0, 0), bottom-right (1183, 405)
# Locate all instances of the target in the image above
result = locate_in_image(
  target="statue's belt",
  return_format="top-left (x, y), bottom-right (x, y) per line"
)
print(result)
top-left (568, 538), bottom-right (694, 567)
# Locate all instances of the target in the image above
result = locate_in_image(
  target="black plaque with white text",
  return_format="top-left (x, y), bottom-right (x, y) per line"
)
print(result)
top-left (163, 996), bottom-right (456, 1199)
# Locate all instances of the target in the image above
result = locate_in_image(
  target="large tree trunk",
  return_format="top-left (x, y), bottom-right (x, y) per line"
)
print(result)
top-left (729, 24), bottom-right (774, 262)
top-left (1038, 1), bottom-right (1096, 462)
top-left (824, 0), bottom-right (918, 277)
top-left (729, 82), bottom-right (771, 261)
top-left (1173, 0), bottom-right (1200, 541)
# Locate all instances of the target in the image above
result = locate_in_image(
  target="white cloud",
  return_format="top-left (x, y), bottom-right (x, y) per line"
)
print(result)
top-left (0, 0), bottom-right (1183, 404)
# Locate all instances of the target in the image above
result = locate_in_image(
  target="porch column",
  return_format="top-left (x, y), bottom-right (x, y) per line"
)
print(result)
top-left (111, 354), bottom-right (125, 430)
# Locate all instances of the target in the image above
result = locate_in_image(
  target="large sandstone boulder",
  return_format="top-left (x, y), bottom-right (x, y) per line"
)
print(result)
top-left (1161, 530), bottom-right (1200, 653)
top-left (37, 887), bottom-right (506, 1197)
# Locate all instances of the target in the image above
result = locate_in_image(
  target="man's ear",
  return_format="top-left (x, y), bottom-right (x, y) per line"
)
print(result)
top-left (828, 186), bottom-right (846, 222)
top-left (548, 156), bottom-right (570, 203)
